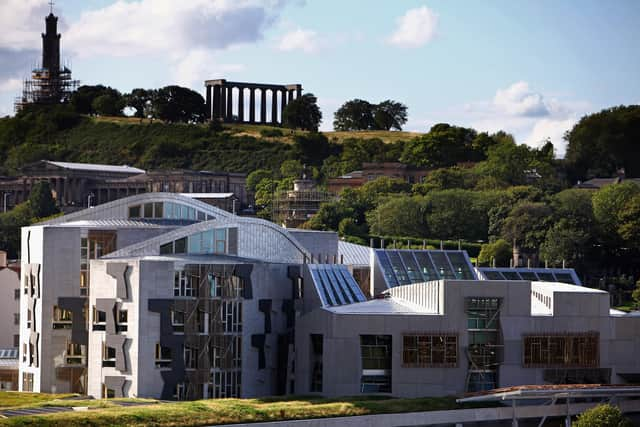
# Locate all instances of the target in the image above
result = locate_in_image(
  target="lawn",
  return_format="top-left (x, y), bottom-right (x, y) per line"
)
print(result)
top-left (0, 394), bottom-right (489, 426)
top-left (0, 392), bottom-right (76, 410)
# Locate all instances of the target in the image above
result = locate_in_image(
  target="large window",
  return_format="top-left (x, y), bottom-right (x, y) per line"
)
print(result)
top-left (360, 335), bottom-right (392, 393)
top-left (66, 342), bottom-right (84, 365)
top-left (402, 334), bottom-right (457, 367)
top-left (102, 343), bottom-right (116, 367)
top-left (159, 229), bottom-right (228, 256)
top-left (171, 310), bottom-right (185, 333)
top-left (53, 306), bottom-right (73, 329)
top-left (155, 343), bottom-right (172, 368)
top-left (523, 333), bottom-right (599, 368)
top-left (174, 270), bottom-right (198, 297)
top-left (310, 334), bottom-right (323, 392)
top-left (184, 345), bottom-right (198, 369)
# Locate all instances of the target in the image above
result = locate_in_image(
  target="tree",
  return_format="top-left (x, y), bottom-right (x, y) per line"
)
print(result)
top-left (424, 189), bottom-right (488, 240)
top-left (617, 194), bottom-right (640, 249)
top-left (333, 99), bottom-right (375, 131)
top-left (373, 100), bottom-right (408, 131)
top-left (280, 160), bottom-right (304, 178)
top-left (478, 239), bottom-right (511, 267)
top-left (632, 279), bottom-right (640, 309)
top-left (92, 93), bottom-right (125, 116)
top-left (572, 404), bottom-right (632, 427)
top-left (400, 123), bottom-right (478, 168)
top-left (71, 85), bottom-right (122, 115)
top-left (565, 105), bottom-right (640, 181)
top-left (246, 169), bottom-right (273, 193)
top-left (282, 93), bottom-right (322, 131)
top-left (592, 181), bottom-right (640, 243)
top-left (125, 88), bottom-right (155, 119)
top-left (29, 181), bottom-right (59, 218)
top-left (501, 202), bottom-right (552, 252)
top-left (366, 195), bottom-right (426, 237)
top-left (153, 85), bottom-right (206, 123)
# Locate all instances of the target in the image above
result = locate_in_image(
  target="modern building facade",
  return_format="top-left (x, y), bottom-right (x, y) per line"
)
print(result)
top-left (18, 194), bottom-right (640, 400)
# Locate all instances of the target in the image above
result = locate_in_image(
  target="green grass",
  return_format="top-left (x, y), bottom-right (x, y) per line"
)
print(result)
top-left (0, 392), bottom-right (76, 409)
top-left (0, 394), bottom-right (491, 426)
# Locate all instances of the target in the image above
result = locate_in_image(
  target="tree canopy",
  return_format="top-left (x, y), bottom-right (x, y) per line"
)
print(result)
top-left (282, 93), bottom-right (322, 131)
top-left (333, 99), bottom-right (408, 131)
top-left (153, 85), bottom-right (207, 123)
top-left (565, 105), bottom-right (640, 181)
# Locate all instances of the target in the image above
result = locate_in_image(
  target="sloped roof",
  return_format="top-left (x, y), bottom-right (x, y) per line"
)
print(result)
top-left (44, 161), bottom-right (145, 174)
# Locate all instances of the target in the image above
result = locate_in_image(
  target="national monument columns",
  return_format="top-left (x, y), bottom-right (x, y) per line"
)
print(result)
top-left (204, 79), bottom-right (303, 125)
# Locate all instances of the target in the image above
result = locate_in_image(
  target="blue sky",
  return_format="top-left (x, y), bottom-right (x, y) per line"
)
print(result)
top-left (1, 0), bottom-right (639, 156)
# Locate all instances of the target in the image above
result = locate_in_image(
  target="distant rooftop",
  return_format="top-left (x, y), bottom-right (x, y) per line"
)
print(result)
top-left (44, 160), bottom-right (145, 174)
top-left (179, 193), bottom-right (235, 199)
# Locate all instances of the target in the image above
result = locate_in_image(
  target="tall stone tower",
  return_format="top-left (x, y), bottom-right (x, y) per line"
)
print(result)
top-left (15, 5), bottom-right (79, 111)
top-left (42, 12), bottom-right (61, 73)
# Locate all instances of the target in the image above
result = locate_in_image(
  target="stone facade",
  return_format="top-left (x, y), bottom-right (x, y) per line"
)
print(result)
top-left (327, 162), bottom-right (430, 194)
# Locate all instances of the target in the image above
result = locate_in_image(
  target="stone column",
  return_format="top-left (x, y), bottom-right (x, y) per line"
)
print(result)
top-left (249, 88), bottom-right (256, 123)
top-left (227, 87), bottom-right (234, 121)
top-left (220, 86), bottom-right (227, 120)
top-left (296, 85), bottom-right (302, 99)
top-left (271, 89), bottom-right (278, 124)
top-left (280, 89), bottom-right (287, 122)
top-left (288, 90), bottom-right (294, 102)
top-left (237, 87), bottom-right (244, 122)
top-left (260, 88), bottom-right (267, 123)
top-left (205, 85), bottom-right (212, 120)
top-left (212, 85), bottom-right (221, 119)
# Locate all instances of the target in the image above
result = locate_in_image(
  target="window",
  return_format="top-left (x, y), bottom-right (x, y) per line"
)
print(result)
top-left (14, 313), bottom-right (19, 325)
top-left (174, 270), bottom-right (198, 297)
top-left (53, 306), bottom-right (73, 329)
top-left (155, 343), bottom-right (172, 368)
top-left (117, 309), bottom-right (128, 332)
top-left (215, 229), bottom-right (226, 253)
top-left (154, 202), bottom-right (163, 218)
top-left (102, 343), bottom-right (116, 367)
top-left (128, 205), bottom-right (141, 218)
top-left (523, 333), bottom-right (599, 368)
top-left (26, 309), bottom-right (31, 329)
top-left (184, 345), bottom-right (197, 369)
top-left (80, 237), bottom-right (89, 295)
top-left (22, 372), bottom-right (34, 392)
top-left (102, 384), bottom-right (115, 398)
top-left (208, 371), bottom-right (241, 399)
top-left (93, 306), bottom-right (106, 331)
top-left (360, 335), bottom-right (391, 393)
top-left (22, 344), bottom-right (27, 362)
top-left (174, 237), bottom-right (187, 254)
top-left (310, 334), bottom-right (323, 392)
top-left (174, 383), bottom-right (186, 400)
top-left (143, 203), bottom-right (154, 218)
top-left (66, 342), bottom-right (84, 365)
top-left (13, 334), bottom-right (19, 348)
top-left (171, 310), bottom-right (185, 332)
top-left (14, 289), bottom-right (20, 300)
top-left (403, 334), bottom-right (457, 367)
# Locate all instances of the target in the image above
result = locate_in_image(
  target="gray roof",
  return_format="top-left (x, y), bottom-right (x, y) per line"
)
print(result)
top-left (179, 193), bottom-right (235, 199)
top-left (338, 241), bottom-right (371, 266)
top-left (56, 219), bottom-right (189, 229)
top-left (45, 160), bottom-right (145, 174)
top-left (325, 297), bottom-right (429, 315)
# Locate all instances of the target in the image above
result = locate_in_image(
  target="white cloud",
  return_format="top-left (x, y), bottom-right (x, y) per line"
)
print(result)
top-left (64, 0), bottom-right (286, 58)
top-left (277, 28), bottom-right (320, 53)
top-left (172, 49), bottom-right (245, 89)
top-left (0, 78), bottom-right (22, 92)
top-left (388, 6), bottom-right (438, 48)
top-left (0, 0), bottom-right (49, 51)
top-left (494, 81), bottom-right (549, 117)
top-left (524, 117), bottom-right (577, 153)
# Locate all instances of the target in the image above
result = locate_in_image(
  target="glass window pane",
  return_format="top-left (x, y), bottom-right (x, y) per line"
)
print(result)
top-left (143, 203), bottom-right (154, 218)
top-left (128, 205), bottom-right (141, 218)
top-left (174, 237), bottom-right (187, 254)
top-left (154, 203), bottom-right (163, 218)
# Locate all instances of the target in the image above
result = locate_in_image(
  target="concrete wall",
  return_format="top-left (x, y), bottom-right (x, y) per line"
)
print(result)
top-left (288, 230), bottom-right (338, 263)
top-left (295, 280), bottom-right (640, 398)
top-left (0, 268), bottom-right (20, 348)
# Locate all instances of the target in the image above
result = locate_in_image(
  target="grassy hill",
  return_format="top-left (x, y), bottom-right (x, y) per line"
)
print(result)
top-left (0, 110), bottom-right (421, 175)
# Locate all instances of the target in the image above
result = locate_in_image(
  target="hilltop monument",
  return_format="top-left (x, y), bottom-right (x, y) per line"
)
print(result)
top-left (15, 2), bottom-right (79, 111)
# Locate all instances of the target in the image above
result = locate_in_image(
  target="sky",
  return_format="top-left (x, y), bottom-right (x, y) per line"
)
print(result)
top-left (1, 0), bottom-right (639, 156)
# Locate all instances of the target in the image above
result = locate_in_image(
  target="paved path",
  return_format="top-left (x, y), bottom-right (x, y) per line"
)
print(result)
top-left (1, 406), bottom-right (74, 418)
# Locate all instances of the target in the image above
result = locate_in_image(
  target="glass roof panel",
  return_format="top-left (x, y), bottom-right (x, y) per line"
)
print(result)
top-left (519, 271), bottom-right (539, 281)
top-left (501, 271), bottom-right (522, 280)
top-left (483, 270), bottom-right (505, 280)
top-left (429, 251), bottom-right (456, 279)
top-left (448, 252), bottom-right (476, 280)
top-left (387, 251), bottom-right (411, 285)
top-left (413, 252), bottom-right (439, 281)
